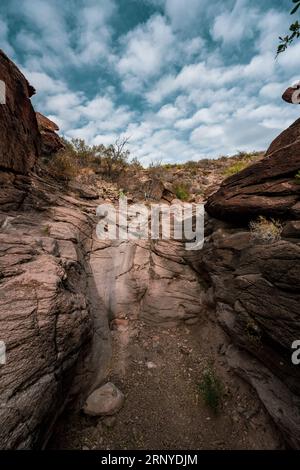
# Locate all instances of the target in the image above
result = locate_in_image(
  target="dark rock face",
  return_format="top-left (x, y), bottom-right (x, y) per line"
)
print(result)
top-left (189, 218), bottom-right (300, 448)
top-left (206, 118), bottom-right (300, 222)
top-left (200, 119), bottom-right (300, 448)
top-left (36, 112), bottom-right (65, 156)
top-left (0, 50), bottom-right (41, 173)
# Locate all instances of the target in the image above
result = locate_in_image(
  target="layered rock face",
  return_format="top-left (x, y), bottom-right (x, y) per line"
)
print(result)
top-left (36, 112), bottom-right (65, 156)
top-left (0, 177), bottom-right (113, 448)
top-left (0, 53), bottom-right (111, 448)
top-left (206, 119), bottom-right (300, 222)
top-left (200, 120), bottom-right (300, 448)
top-left (0, 50), bottom-right (41, 173)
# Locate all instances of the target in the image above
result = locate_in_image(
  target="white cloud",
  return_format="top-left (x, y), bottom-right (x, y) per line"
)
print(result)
top-left (117, 15), bottom-right (175, 92)
top-left (0, 17), bottom-right (14, 57)
top-left (212, 0), bottom-right (258, 45)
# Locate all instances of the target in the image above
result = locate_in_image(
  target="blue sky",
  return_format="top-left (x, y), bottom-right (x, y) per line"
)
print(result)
top-left (1, 0), bottom-right (300, 164)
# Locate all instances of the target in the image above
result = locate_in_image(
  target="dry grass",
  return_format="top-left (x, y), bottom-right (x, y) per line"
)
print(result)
top-left (250, 216), bottom-right (283, 243)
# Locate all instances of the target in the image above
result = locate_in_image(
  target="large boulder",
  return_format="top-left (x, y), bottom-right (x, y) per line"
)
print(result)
top-left (0, 50), bottom-right (41, 173)
top-left (206, 119), bottom-right (300, 222)
top-left (36, 112), bottom-right (65, 156)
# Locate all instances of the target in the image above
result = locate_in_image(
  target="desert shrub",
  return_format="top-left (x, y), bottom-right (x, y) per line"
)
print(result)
top-left (47, 149), bottom-right (81, 180)
top-left (185, 160), bottom-right (199, 169)
top-left (223, 160), bottom-right (250, 177)
top-left (163, 163), bottom-right (176, 170)
top-left (46, 136), bottom-right (131, 181)
top-left (294, 170), bottom-right (300, 184)
top-left (198, 364), bottom-right (223, 413)
top-left (174, 183), bottom-right (190, 201)
top-left (148, 160), bottom-right (167, 180)
top-left (250, 216), bottom-right (283, 243)
top-left (101, 137), bottom-right (130, 179)
top-left (130, 156), bottom-right (143, 170)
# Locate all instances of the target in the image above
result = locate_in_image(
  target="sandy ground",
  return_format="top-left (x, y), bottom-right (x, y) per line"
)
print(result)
top-left (49, 312), bottom-right (283, 450)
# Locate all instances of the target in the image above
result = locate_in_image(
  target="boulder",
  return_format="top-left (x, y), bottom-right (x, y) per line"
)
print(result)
top-left (206, 118), bottom-right (300, 222)
top-left (0, 49), bottom-right (41, 173)
top-left (83, 383), bottom-right (124, 416)
top-left (36, 112), bottom-right (65, 156)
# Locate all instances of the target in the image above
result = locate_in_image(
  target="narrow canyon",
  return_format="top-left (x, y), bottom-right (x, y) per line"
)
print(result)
top-left (1, 50), bottom-right (300, 450)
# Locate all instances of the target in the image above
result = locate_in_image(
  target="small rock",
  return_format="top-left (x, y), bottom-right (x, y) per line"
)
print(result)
top-left (146, 361), bottom-right (157, 369)
top-left (83, 382), bottom-right (124, 417)
top-left (110, 318), bottom-right (129, 330)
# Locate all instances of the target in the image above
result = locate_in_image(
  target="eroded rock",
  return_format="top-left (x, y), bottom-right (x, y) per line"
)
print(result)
top-left (83, 383), bottom-right (124, 416)
top-left (36, 112), bottom-right (65, 156)
top-left (206, 118), bottom-right (300, 222)
top-left (0, 50), bottom-right (41, 173)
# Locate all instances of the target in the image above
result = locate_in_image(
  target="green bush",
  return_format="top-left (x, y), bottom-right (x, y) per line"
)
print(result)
top-left (198, 364), bottom-right (223, 414)
top-left (223, 160), bottom-right (250, 177)
top-left (174, 183), bottom-right (190, 201)
top-left (294, 170), bottom-right (300, 184)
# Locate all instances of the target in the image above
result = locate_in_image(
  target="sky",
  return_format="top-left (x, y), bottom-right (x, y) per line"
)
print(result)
top-left (1, 0), bottom-right (300, 165)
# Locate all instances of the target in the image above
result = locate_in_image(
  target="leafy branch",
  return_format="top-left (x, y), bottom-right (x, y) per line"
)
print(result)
top-left (277, 0), bottom-right (300, 56)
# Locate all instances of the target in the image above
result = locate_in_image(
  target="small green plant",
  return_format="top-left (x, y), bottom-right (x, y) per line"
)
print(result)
top-left (223, 160), bottom-right (250, 177)
top-left (174, 183), bottom-right (190, 201)
top-left (118, 189), bottom-right (126, 198)
top-left (198, 363), bottom-right (223, 413)
top-left (245, 319), bottom-right (262, 346)
top-left (42, 224), bottom-right (51, 236)
top-left (294, 170), bottom-right (300, 184)
top-left (250, 216), bottom-right (283, 243)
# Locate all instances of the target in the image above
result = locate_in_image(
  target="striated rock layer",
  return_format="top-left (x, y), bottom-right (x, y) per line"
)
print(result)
top-left (201, 119), bottom-right (300, 448)
top-left (0, 51), bottom-right (111, 448)
top-left (36, 112), bottom-right (65, 156)
top-left (206, 118), bottom-right (300, 222)
top-left (0, 50), bottom-right (41, 173)
top-left (0, 175), bottom-right (112, 448)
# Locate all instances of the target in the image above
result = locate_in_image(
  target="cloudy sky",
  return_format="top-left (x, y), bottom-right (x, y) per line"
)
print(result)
top-left (1, 0), bottom-right (300, 164)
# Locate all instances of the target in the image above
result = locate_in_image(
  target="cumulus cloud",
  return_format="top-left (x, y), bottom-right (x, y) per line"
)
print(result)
top-left (212, 0), bottom-right (258, 45)
top-left (1, 0), bottom-right (299, 164)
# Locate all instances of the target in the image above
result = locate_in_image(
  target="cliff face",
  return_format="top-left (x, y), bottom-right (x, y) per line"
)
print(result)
top-left (0, 51), bottom-right (111, 449)
top-left (0, 50), bottom-right (41, 173)
top-left (201, 122), bottom-right (300, 448)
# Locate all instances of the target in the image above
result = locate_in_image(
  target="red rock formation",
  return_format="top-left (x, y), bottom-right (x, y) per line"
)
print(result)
top-left (0, 50), bottom-right (41, 173)
top-left (282, 85), bottom-right (300, 104)
top-left (36, 112), bottom-right (65, 156)
top-left (206, 118), bottom-right (300, 222)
